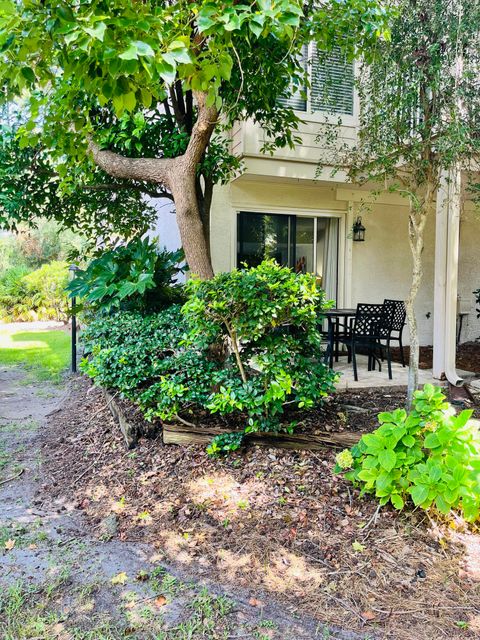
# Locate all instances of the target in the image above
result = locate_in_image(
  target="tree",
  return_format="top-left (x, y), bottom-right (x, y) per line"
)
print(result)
top-left (328, 0), bottom-right (480, 405)
top-left (0, 0), bottom-right (390, 278)
top-left (0, 115), bottom-right (158, 242)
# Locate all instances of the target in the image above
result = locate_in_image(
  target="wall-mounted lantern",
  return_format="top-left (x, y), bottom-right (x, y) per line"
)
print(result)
top-left (352, 216), bottom-right (366, 242)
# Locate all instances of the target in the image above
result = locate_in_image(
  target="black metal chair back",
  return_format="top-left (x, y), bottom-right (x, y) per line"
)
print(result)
top-left (383, 299), bottom-right (406, 332)
top-left (377, 301), bottom-right (397, 339)
top-left (353, 303), bottom-right (383, 339)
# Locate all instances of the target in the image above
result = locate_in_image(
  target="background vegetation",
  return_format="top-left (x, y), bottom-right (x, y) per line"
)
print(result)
top-left (0, 221), bottom-right (83, 322)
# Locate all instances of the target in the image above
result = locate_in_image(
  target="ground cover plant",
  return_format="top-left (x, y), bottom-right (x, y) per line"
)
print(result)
top-left (336, 384), bottom-right (480, 522)
top-left (81, 260), bottom-right (337, 446)
top-left (0, 326), bottom-right (70, 382)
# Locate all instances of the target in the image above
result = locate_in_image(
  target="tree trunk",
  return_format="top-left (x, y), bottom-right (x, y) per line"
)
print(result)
top-left (171, 171), bottom-right (214, 280)
top-left (405, 183), bottom-right (434, 408)
top-left (405, 227), bottom-right (422, 408)
top-left (87, 90), bottom-right (218, 280)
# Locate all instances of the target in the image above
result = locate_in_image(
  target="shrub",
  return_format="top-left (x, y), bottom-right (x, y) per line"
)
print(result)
top-left (181, 259), bottom-right (337, 432)
top-left (335, 384), bottom-right (480, 522)
top-left (22, 261), bottom-right (69, 321)
top-left (0, 261), bottom-right (69, 322)
top-left (80, 306), bottom-right (193, 395)
top-left (67, 237), bottom-right (185, 314)
top-left (0, 265), bottom-right (31, 320)
top-left (81, 260), bottom-right (337, 443)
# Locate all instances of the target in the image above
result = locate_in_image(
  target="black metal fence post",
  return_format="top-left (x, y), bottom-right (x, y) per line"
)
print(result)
top-left (69, 265), bottom-right (79, 373)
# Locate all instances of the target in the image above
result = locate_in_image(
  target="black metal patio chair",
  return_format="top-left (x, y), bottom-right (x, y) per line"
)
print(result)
top-left (379, 299), bottom-right (407, 368)
top-left (337, 303), bottom-right (389, 381)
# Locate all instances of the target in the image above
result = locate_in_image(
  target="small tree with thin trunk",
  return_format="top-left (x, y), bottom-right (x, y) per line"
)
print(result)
top-left (0, 0), bottom-right (390, 278)
top-left (327, 0), bottom-right (480, 406)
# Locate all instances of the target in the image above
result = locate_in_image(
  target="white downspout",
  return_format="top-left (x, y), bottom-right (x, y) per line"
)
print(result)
top-left (444, 165), bottom-right (463, 387)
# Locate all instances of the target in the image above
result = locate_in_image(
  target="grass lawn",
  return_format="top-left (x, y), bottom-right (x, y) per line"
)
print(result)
top-left (0, 327), bottom-right (70, 382)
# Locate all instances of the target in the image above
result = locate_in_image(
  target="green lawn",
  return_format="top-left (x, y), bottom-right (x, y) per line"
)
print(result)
top-left (0, 327), bottom-right (70, 382)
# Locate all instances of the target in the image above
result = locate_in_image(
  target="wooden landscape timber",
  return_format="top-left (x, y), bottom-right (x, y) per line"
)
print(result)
top-left (102, 389), bottom-right (137, 449)
top-left (163, 422), bottom-right (361, 450)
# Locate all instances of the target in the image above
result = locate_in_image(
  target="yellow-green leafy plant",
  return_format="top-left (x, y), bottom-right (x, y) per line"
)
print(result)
top-left (335, 384), bottom-right (480, 522)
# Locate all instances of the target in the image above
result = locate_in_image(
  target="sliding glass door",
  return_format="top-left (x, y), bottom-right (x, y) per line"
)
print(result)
top-left (237, 211), bottom-right (339, 301)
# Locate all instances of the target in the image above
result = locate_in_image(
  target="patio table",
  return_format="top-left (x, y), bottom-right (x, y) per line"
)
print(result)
top-left (323, 308), bottom-right (357, 369)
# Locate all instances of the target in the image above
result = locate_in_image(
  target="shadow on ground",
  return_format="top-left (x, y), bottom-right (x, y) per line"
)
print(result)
top-left (0, 366), bottom-right (363, 640)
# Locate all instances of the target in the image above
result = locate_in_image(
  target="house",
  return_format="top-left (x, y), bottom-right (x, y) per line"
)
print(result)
top-left (152, 47), bottom-right (480, 384)
top-left (208, 47), bottom-right (480, 384)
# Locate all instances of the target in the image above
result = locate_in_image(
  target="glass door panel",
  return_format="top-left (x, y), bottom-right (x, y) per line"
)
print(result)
top-left (294, 217), bottom-right (315, 274)
top-left (237, 212), bottom-right (290, 268)
top-left (317, 218), bottom-right (339, 303)
top-left (237, 212), bottom-right (338, 303)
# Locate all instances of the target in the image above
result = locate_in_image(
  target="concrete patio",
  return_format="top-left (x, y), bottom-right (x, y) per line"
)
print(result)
top-left (332, 353), bottom-right (477, 391)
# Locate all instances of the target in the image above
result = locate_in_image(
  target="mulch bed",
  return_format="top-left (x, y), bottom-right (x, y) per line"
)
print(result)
top-left (41, 377), bottom-right (480, 639)
top-left (391, 342), bottom-right (480, 373)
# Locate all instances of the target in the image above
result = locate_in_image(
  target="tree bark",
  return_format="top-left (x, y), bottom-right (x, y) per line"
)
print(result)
top-left (87, 90), bottom-right (218, 280)
top-left (405, 182), bottom-right (435, 408)
top-left (170, 163), bottom-right (214, 279)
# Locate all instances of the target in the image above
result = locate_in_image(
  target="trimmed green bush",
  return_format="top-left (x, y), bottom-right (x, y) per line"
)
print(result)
top-left (81, 260), bottom-right (337, 444)
top-left (335, 384), bottom-right (480, 522)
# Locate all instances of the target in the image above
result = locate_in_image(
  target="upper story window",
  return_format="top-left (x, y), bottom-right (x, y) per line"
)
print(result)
top-left (279, 44), bottom-right (355, 116)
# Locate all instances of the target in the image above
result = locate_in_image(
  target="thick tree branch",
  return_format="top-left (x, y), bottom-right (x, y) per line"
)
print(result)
top-left (183, 91), bottom-right (218, 171)
top-left (87, 136), bottom-right (173, 189)
top-left (81, 182), bottom-right (174, 200)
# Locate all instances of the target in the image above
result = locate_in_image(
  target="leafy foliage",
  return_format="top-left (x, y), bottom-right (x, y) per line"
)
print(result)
top-left (182, 260), bottom-right (337, 432)
top-left (207, 432), bottom-right (245, 457)
top-left (67, 237), bottom-right (185, 314)
top-left (335, 385), bottom-right (480, 522)
top-left (345, 0), bottom-right (480, 186)
top-left (0, 261), bottom-right (69, 322)
top-left (81, 261), bottom-right (337, 442)
top-left (0, 117), bottom-right (156, 240)
top-left (0, 0), bottom-right (390, 253)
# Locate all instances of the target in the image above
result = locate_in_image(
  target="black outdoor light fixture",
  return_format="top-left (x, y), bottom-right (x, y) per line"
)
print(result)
top-left (68, 264), bottom-right (79, 373)
top-left (352, 216), bottom-right (366, 242)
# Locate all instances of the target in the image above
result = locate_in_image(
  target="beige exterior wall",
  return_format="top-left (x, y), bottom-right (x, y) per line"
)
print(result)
top-left (210, 175), bottom-right (480, 347)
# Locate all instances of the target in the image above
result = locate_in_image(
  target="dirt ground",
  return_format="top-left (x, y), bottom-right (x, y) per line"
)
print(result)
top-left (40, 376), bottom-right (480, 640)
top-left (391, 342), bottom-right (480, 373)
top-left (0, 365), bottom-right (367, 640)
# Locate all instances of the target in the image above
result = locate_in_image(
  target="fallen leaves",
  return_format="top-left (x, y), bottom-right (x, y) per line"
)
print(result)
top-left (248, 597), bottom-right (264, 607)
top-left (154, 595), bottom-right (167, 608)
top-left (42, 379), bottom-right (480, 640)
top-left (4, 538), bottom-right (15, 551)
top-left (111, 571), bottom-right (128, 585)
top-left (361, 610), bottom-right (376, 621)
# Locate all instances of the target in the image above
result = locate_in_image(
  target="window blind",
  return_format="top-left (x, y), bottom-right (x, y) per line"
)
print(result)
top-left (278, 45), bottom-right (308, 111)
top-left (311, 45), bottom-right (354, 116)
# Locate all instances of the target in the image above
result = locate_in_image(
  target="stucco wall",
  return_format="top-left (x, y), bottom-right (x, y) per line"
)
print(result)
top-left (147, 197), bottom-right (181, 251)
top-left (458, 207), bottom-right (480, 343)
top-left (210, 178), bottom-right (480, 347)
top-left (349, 203), bottom-right (435, 346)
